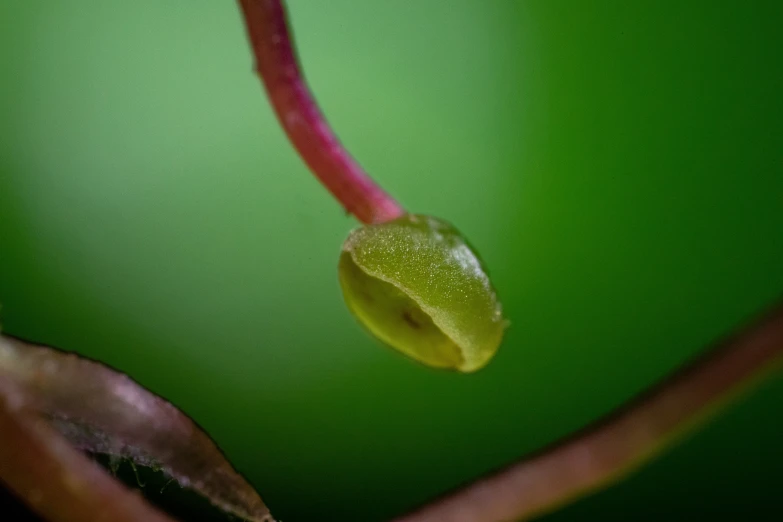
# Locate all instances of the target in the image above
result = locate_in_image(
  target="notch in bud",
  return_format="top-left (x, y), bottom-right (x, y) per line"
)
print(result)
top-left (338, 214), bottom-right (507, 372)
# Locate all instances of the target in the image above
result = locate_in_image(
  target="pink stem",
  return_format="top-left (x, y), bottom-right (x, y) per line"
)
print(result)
top-left (237, 0), bottom-right (405, 224)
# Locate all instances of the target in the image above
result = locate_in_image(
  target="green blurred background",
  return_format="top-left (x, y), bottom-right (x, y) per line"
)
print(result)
top-left (1, 1), bottom-right (782, 521)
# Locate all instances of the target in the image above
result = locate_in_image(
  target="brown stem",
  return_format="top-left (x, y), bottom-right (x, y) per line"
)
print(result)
top-left (396, 298), bottom-right (783, 522)
top-left (237, 0), bottom-right (405, 224)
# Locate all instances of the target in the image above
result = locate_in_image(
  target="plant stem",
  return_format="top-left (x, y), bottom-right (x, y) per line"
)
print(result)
top-left (395, 298), bottom-right (783, 522)
top-left (237, 0), bottom-right (405, 224)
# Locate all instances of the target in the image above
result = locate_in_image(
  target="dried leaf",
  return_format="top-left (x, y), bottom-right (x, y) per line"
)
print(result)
top-left (0, 334), bottom-right (274, 522)
top-left (0, 388), bottom-right (177, 522)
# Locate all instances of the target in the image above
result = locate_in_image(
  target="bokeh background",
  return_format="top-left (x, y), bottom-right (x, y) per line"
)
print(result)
top-left (1, 1), bottom-right (782, 521)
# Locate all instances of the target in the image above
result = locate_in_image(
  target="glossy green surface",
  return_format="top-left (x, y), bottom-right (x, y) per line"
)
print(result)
top-left (1, 2), bottom-right (782, 521)
top-left (339, 214), bottom-right (505, 372)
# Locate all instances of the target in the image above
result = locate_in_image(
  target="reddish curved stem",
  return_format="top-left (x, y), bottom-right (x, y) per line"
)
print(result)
top-left (237, 0), bottom-right (405, 224)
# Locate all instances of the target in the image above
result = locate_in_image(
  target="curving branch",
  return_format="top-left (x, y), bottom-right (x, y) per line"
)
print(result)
top-left (394, 298), bottom-right (783, 522)
top-left (237, 0), bottom-right (405, 224)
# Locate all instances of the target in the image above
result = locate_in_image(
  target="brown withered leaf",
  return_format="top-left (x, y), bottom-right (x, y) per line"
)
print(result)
top-left (0, 334), bottom-right (274, 522)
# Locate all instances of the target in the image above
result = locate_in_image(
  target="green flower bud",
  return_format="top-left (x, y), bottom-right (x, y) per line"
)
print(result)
top-left (338, 214), bottom-right (506, 372)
